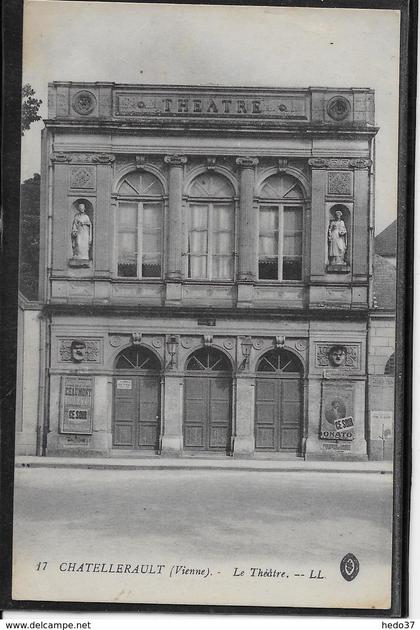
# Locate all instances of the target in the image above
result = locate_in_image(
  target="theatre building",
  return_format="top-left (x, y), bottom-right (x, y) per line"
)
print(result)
top-left (17, 82), bottom-right (384, 460)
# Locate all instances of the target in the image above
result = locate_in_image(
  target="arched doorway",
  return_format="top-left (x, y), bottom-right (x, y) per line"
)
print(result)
top-left (113, 346), bottom-right (161, 451)
top-left (184, 347), bottom-right (232, 453)
top-left (255, 348), bottom-right (303, 453)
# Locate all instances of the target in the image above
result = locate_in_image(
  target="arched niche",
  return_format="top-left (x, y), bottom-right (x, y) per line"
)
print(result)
top-left (326, 203), bottom-right (352, 269)
top-left (69, 198), bottom-right (94, 266)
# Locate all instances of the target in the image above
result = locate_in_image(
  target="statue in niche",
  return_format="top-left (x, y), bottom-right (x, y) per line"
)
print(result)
top-left (71, 202), bottom-right (92, 260)
top-left (328, 209), bottom-right (347, 265)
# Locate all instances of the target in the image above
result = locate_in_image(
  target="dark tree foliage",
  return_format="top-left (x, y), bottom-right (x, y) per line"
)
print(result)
top-left (20, 173), bottom-right (40, 300)
top-left (21, 84), bottom-right (42, 135)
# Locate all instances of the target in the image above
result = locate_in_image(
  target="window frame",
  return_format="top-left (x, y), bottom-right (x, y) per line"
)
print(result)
top-left (185, 196), bottom-right (236, 281)
top-left (257, 202), bottom-right (304, 282)
top-left (115, 171), bottom-right (164, 280)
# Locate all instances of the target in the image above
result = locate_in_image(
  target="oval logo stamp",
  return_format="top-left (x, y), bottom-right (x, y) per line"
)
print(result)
top-left (340, 553), bottom-right (360, 581)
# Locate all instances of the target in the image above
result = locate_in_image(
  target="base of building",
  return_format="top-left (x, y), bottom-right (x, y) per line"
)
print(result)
top-left (305, 436), bottom-right (368, 461)
top-left (15, 431), bottom-right (38, 456)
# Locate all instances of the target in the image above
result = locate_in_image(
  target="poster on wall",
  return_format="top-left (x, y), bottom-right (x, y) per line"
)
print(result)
top-left (320, 381), bottom-right (355, 441)
top-left (60, 376), bottom-right (94, 434)
top-left (3, 0), bottom-right (413, 620)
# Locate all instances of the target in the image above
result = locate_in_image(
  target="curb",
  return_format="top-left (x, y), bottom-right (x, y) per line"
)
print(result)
top-left (15, 458), bottom-right (393, 474)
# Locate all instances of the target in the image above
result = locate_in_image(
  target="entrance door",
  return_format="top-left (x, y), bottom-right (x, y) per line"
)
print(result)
top-left (113, 346), bottom-right (161, 450)
top-left (255, 349), bottom-right (303, 453)
top-left (184, 347), bottom-right (232, 452)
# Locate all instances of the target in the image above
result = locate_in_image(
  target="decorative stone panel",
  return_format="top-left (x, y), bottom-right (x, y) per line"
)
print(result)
top-left (315, 343), bottom-right (361, 370)
top-left (58, 338), bottom-right (103, 363)
top-left (70, 166), bottom-right (96, 190)
top-left (327, 171), bottom-right (352, 196)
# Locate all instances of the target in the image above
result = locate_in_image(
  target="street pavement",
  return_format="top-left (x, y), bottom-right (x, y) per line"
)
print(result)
top-left (12, 468), bottom-right (394, 607)
top-left (13, 467), bottom-right (392, 561)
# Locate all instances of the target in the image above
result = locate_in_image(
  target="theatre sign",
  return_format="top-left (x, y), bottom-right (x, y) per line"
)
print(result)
top-left (48, 83), bottom-right (375, 128)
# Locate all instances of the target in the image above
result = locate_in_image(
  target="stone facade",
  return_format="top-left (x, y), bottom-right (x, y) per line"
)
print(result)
top-left (17, 82), bottom-right (385, 460)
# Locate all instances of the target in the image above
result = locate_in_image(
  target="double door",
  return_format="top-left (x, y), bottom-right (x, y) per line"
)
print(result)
top-left (255, 377), bottom-right (302, 452)
top-left (184, 376), bottom-right (232, 452)
top-left (113, 375), bottom-right (160, 450)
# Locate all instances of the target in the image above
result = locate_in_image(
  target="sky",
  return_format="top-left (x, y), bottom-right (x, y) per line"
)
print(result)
top-left (21, 1), bottom-right (401, 233)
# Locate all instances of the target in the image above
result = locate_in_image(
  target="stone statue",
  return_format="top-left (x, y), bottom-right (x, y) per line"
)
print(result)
top-left (328, 210), bottom-right (347, 265)
top-left (71, 203), bottom-right (92, 260)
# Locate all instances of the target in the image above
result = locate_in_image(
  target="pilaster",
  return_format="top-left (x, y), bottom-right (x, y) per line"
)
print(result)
top-left (161, 374), bottom-right (183, 456)
top-left (233, 376), bottom-right (255, 457)
top-left (94, 155), bottom-right (115, 277)
top-left (164, 154), bottom-right (187, 281)
top-left (236, 157), bottom-right (259, 282)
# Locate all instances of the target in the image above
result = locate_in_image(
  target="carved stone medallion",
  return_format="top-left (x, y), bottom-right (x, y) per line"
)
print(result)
top-left (181, 338), bottom-right (193, 349)
top-left (223, 339), bottom-right (235, 350)
top-left (73, 90), bottom-right (96, 115)
top-left (252, 339), bottom-right (264, 350)
top-left (109, 335), bottom-right (122, 348)
top-left (151, 337), bottom-right (163, 348)
top-left (326, 96), bottom-right (351, 121)
top-left (295, 340), bottom-right (308, 352)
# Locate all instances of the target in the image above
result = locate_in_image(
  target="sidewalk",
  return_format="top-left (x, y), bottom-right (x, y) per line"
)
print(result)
top-left (15, 455), bottom-right (393, 474)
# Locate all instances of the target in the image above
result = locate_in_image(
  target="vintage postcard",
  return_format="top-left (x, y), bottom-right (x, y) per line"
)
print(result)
top-left (10, 0), bottom-right (410, 613)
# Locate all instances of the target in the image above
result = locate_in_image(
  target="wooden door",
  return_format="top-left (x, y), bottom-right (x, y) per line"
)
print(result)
top-left (113, 376), bottom-right (160, 450)
top-left (255, 377), bottom-right (302, 452)
top-left (184, 376), bottom-right (231, 451)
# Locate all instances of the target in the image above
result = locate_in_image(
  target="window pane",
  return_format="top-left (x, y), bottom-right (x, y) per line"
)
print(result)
top-left (119, 203), bottom-right (138, 228)
top-left (188, 205), bottom-right (208, 278)
top-left (189, 256), bottom-right (207, 278)
top-left (259, 207), bottom-right (279, 279)
top-left (142, 203), bottom-right (162, 278)
top-left (282, 207), bottom-right (302, 280)
top-left (259, 206), bottom-right (279, 231)
top-left (283, 258), bottom-right (302, 280)
top-left (259, 259), bottom-right (278, 279)
top-left (212, 256), bottom-right (233, 279)
top-left (284, 206), bottom-right (303, 230)
top-left (118, 233), bottom-right (137, 276)
top-left (283, 234), bottom-right (302, 256)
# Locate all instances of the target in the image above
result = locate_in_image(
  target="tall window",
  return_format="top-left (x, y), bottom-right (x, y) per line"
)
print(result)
top-left (187, 173), bottom-right (235, 280)
top-left (258, 174), bottom-right (304, 281)
top-left (116, 171), bottom-right (164, 278)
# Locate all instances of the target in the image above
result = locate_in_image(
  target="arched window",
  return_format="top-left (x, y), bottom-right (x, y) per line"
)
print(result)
top-left (116, 171), bottom-right (164, 278)
top-left (186, 347), bottom-right (232, 372)
top-left (384, 353), bottom-right (395, 375)
top-left (115, 346), bottom-right (161, 370)
top-left (187, 173), bottom-right (235, 280)
top-left (256, 348), bottom-right (303, 374)
top-left (258, 174), bottom-right (304, 281)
